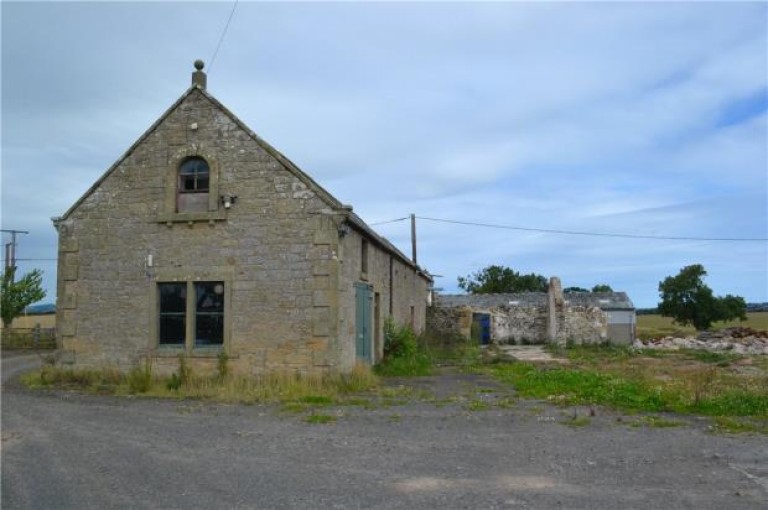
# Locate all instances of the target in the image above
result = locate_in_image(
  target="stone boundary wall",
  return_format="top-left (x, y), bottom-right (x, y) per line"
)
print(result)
top-left (430, 278), bottom-right (612, 345)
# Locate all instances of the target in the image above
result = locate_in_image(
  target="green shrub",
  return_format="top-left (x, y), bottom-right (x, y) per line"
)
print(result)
top-left (127, 358), bottom-right (153, 394)
top-left (374, 353), bottom-right (432, 377)
top-left (216, 351), bottom-right (230, 379)
top-left (383, 317), bottom-right (418, 360)
top-left (178, 355), bottom-right (191, 385)
top-left (377, 318), bottom-right (432, 376)
top-left (166, 373), bottom-right (182, 391)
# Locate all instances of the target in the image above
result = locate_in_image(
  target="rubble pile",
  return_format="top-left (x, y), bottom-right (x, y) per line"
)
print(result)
top-left (634, 327), bottom-right (768, 355)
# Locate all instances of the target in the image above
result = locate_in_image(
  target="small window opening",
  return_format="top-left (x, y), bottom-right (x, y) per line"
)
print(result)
top-left (179, 158), bottom-right (209, 193)
top-left (177, 157), bottom-right (210, 212)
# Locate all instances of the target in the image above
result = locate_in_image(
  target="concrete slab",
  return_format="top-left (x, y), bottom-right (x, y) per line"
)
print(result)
top-left (498, 345), bottom-right (569, 363)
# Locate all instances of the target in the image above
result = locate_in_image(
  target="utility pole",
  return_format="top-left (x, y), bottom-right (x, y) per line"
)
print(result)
top-left (1, 229), bottom-right (29, 275)
top-left (410, 214), bottom-right (417, 265)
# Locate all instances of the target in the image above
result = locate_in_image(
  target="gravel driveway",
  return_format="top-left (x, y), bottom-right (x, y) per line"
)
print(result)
top-left (2, 359), bottom-right (766, 509)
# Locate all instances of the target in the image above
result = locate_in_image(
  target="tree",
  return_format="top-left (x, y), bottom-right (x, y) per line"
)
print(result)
top-left (657, 264), bottom-right (746, 331)
top-left (458, 265), bottom-right (548, 294)
top-left (591, 284), bottom-right (613, 292)
top-left (0, 267), bottom-right (46, 328)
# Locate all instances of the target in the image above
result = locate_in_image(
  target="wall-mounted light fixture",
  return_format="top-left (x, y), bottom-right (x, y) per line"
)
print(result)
top-left (220, 194), bottom-right (238, 209)
top-left (337, 222), bottom-right (351, 238)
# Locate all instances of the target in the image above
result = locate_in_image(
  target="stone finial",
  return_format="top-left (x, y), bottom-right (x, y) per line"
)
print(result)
top-left (192, 59), bottom-right (207, 89)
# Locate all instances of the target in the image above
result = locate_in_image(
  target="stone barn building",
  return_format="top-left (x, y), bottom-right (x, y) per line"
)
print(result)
top-left (430, 278), bottom-right (636, 346)
top-left (53, 62), bottom-right (432, 375)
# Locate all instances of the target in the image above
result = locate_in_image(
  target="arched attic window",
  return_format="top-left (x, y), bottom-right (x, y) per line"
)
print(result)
top-left (177, 157), bottom-right (210, 212)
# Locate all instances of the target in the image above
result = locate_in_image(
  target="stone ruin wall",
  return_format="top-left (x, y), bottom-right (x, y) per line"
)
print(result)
top-left (426, 306), bottom-right (473, 342)
top-left (491, 306), bottom-right (547, 344)
top-left (486, 305), bottom-right (607, 345)
top-left (558, 306), bottom-right (608, 345)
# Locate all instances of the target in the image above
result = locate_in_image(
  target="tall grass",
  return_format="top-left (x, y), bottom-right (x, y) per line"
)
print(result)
top-left (22, 362), bottom-right (379, 404)
top-left (374, 318), bottom-right (432, 376)
top-left (486, 357), bottom-right (768, 418)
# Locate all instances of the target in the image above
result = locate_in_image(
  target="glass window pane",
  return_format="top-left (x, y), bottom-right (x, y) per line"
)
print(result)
top-left (196, 314), bottom-right (224, 346)
top-left (195, 282), bottom-right (224, 346)
top-left (180, 158), bottom-right (209, 176)
top-left (159, 283), bottom-right (186, 345)
top-left (159, 315), bottom-right (185, 345)
top-left (195, 282), bottom-right (224, 313)
top-left (159, 283), bottom-right (186, 313)
top-left (181, 176), bottom-right (196, 191)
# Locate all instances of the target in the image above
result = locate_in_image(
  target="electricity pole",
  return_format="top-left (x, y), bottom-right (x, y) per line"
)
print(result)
top-left (410, 214), bottom-right (417, 265)
top-left (1, 229), bottom-right (29, 275)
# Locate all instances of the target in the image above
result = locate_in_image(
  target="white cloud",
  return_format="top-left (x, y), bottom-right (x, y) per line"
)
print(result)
top-left (2, 1), bottom-right (766, 306)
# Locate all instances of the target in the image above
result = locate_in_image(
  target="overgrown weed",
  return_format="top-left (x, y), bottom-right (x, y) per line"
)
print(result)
top-left (23, 362), bottom-right (379, 405)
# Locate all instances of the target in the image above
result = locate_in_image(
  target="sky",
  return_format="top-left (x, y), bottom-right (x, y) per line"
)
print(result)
top-left (2, 1), bottom-right (767, 308)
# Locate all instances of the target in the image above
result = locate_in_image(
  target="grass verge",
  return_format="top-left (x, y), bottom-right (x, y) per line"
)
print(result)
top-left (22, 363), bottom-right (379, 405)
top-left (483, 345), bottom-right (768, 420)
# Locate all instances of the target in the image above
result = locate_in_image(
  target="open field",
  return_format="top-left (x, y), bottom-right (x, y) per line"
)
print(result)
top-left (637, 312), bottom-right (768, 339)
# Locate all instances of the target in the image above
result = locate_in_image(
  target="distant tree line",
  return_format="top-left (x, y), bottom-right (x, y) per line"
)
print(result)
top-left (458, 265), bottom-right (612, 294)
top-left (458, 263), bottom-right (750, 331)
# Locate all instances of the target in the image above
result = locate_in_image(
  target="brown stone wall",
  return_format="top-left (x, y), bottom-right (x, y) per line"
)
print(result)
top-left (337, 228), bottom-right (429, 367)
top-left (55, 89), bottom-right (351, 374)
top-left (560, 306), bottom-right (608, 345)
top-left (426, 306), bottom-right (471, 342)
top-left (432, 303), bottom-right (608, 345)
top-left (491, 306), bottom-right (548, 344)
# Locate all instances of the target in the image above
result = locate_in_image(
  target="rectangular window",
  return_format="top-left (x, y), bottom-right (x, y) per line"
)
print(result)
top-left (157, 281), bottom-right (225, 349)
top-left (158, 283), bottom-right (186, 346)
top-left (194, 282), bottom-right (224, 346)
top-left (361, 239), bottom-right (369, 274)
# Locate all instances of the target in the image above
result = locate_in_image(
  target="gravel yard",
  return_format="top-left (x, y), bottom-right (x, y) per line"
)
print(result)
top-left (2, 355), bottom-right (767, 509)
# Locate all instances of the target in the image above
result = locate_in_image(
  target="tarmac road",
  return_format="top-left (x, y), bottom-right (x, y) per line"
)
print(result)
top-left (1, 357), bottom-right (767, 509)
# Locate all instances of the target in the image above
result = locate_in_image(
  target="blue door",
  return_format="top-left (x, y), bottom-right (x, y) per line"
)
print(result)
top-left (473, 313), bottom-right (491, 345)
top-left (355, 283), bottom-right (373, 362)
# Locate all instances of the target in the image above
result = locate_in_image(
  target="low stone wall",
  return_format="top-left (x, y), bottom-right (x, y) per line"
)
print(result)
top-left (428, 303), bottom-right (609, 346)
top-left (560, 306), bottom-right (608, 345)
top-left (430, 280), bottom-right (629, 346)
top-left (426, 306), bottom-right (472, 343)
top-left (491, 306), bottom-right (547, 344)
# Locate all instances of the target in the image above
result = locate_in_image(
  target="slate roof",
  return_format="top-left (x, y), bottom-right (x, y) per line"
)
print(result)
top-left (436, 292), bottom-right (634, 311)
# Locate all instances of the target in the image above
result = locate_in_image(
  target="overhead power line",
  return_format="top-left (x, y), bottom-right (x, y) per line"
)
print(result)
top-left (415, 216), bottom-right (768, 242)
top-left (369, 217), bottom-right (410, 226)
top-left (208, 0), bottom-right (239, 74)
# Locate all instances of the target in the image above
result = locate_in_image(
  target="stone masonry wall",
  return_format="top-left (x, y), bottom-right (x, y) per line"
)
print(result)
top-left (491, 306), bottom-right (548, 344)
top-left (426, 306), bottom-right (470, 342)
top-left (55, 88), bottom-right (387, 375)
top-left (431, 300), bottom-right (608, 345)
top-left (337, 228), bottom-right (429, 368)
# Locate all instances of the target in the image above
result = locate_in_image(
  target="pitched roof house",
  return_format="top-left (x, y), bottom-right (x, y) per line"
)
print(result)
top-left (53, 61), bottom-right (431, 374)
